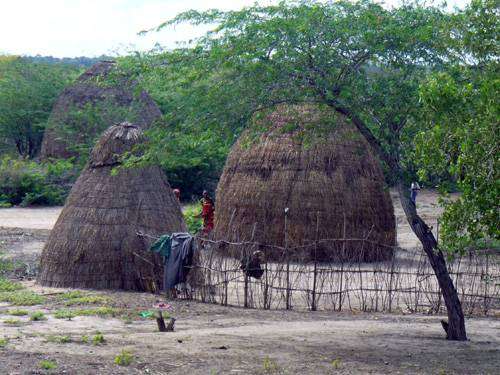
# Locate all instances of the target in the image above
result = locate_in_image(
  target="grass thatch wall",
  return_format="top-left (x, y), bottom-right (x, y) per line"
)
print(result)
top-left (37, 123), bottom-right (186, 291)
top-left (40, 60), bottom-right (161, 160)
top-left (214, 104), bottom-right (396, 262)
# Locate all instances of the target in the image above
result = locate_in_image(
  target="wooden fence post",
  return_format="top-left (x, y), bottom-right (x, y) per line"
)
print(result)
top-left (311, 212), bottom-right (319, 311)
top-left (285, 208), bottom-right (291, 310)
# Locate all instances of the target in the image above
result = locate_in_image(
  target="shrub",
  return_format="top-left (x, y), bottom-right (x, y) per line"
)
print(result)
top-left (0, 255), bottom-right (15, 276)
top-left (30, 311), bottom-right (47, 321)
top-left (0, 155), bottom-right (79, 207)
top-left (0, 278), bottom-right (24, 292)
top-left (39, 360), bottom-right (57, 370)
top-left (114, 350), bottom-right (133, 366)
top-left (92, 332), bottom-right (105, 345)
top-left (0, 337), bottom-right (8, 347)
top-left (183, 203), bottom-right (203, 234)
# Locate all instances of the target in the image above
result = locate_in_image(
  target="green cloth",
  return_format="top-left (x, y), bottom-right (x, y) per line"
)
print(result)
top-left (150, 235), bottom-right (172, 259)
top-left (139, 310), bottom-right (154, 318)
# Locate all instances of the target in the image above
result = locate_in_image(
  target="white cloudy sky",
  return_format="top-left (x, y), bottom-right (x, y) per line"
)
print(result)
top-left (0, 0), bottom-right (469, 58)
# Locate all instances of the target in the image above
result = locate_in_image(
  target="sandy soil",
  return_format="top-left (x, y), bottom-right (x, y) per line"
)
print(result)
top-left (1, 190), bottom-right (498, 374)
top-left (0, 189), bottom-right (447, 248)
top-left (0, 206), bottom-right (61, 230)
top-left (1, 287), bottom-right (499, 375)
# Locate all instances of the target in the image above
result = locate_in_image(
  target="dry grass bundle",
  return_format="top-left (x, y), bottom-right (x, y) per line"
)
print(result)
top-left (214, 104), bottom-right (396, 262)
top-left (37, 123), bottom-right (186, 291)
top-left (40, 60), bottom-right (161, 159)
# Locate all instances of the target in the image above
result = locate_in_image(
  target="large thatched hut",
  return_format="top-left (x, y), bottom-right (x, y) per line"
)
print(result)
top-left (214, 104), bottom-right (396, 262)
top-left (38, 123), bottom-right (186, 291)
top-left (40, 60), bottom-right (161, 159)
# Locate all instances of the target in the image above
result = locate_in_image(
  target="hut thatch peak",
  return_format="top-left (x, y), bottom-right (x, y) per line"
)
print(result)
top-left (89, 122), bottom-right (144, 167)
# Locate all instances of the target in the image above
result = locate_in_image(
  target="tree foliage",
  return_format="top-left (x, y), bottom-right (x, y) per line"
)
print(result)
top-left (0, 57), bottom-right (78, 158)
top-left (416, 0), bottom-right (499, 252)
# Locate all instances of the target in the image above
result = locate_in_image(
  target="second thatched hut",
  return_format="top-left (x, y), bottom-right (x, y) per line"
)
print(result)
top-left (40, 60), bottom-right (162, 160)
top-left (37, 122), bottom-right (186, 291)
top-left (214, 104), bottom-right (396, 262)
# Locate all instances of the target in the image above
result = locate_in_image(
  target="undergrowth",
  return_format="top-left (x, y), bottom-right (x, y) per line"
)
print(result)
top-left (114, 350), bottom-right (133, 366)
top-left (0, 290), bottom-right (45, 305)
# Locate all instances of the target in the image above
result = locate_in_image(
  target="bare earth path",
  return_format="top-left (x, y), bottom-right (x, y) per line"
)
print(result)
top-left (1, 190), bottom-right (498, 374)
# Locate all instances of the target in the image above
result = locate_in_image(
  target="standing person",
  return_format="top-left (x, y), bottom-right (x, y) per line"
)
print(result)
top-left (199, 190), bottom-right (215, 234)
top-left (410, 181), bottom-right (421, 205)
top-left (172, 188), bottom-right (181, 202)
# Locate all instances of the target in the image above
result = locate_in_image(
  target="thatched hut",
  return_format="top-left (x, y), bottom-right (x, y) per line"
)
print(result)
top-left (214, 104), bottom-right (396, 262)
top-left (40, 60), bottom-right (161, 159)
top-left (37, 123), bottom-right (186, 291)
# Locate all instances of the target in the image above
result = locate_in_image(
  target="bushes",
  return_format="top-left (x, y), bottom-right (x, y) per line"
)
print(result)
top-left (0, 156), bottom-right (79, 207)
top-left (183, 203), bottom-right (203, 234)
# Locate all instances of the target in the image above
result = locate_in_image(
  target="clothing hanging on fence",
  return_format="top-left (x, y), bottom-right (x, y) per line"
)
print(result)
top-left (148, 232), bottom-right (197, 292)
top-left (165, 233), bottom-right (197, 290)
top-left (149, 235), bottom-right (172, 258)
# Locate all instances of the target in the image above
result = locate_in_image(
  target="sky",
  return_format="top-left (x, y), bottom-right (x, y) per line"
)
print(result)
top-left (0, 0), bottom-right (469, 58)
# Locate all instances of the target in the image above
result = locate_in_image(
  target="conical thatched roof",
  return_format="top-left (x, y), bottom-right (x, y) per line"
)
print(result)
top-left (38, 123), bottom-right (186, 291)
top-left (40, 60), bottom-right (161, 159)
top-left (214, 104), bottom-right (396, 262)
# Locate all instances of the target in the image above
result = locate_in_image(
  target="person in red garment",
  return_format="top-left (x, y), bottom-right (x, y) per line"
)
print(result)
top-left (199, 190), bottom-right (215, 234)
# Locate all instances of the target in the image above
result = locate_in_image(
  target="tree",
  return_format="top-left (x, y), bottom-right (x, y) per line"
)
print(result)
top-left (416, 0), bottom-right (499, 253)
top-left (0, 57), bottom-right (77, 158)
top-left (144, 0), bottom-right (471, 339)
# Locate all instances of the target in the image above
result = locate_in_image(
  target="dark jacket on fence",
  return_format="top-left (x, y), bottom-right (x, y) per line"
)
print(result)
top-left (149, 232), bottom-right (197, 291)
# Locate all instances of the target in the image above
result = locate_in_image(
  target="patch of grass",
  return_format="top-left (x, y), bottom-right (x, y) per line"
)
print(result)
top-left (64, 295), bottom-right (109, 306)
top-left (30, 311), bottom-right (47, 321)
top-left (57, 290), bottom-right (86, 300)
top-left (0, 278), bottom-right (24, 292)
top-left (45, 335), bottom-right (71, 344)
top-left (7, 308), bottom-right (29, 316)
top-left (39, 360), bottom-right (57, 370)
top-left (114, 350), bottom-right (133, 366)
top-left (53, 309), bottom-right (76, 320)
top-left (53, 306), bottom-right (121, 320)
top-left (3, 318), bottom-right (21, 326)
top-left (81, 335), bottom-right (89, 344)
top-left (76, 306), bottom-right (121, 317)
top-left (331, 358), bottom-right (342, 369)
top-left (92, 332), bottom-right (105, 345)
top-left (0, 254), bottom-right (15, 275)
top-left (0, 290), bottom-right (45, 306)
top-left (0, 337), bottom-right (9, 347)
top-left (262, 356), bottom-right (280, 374)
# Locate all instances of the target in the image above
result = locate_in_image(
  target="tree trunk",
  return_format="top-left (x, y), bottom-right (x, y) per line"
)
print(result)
top-left (326, 99), bottom-right (467, 340)
top-left (397, 182), bottom-right (467, 340)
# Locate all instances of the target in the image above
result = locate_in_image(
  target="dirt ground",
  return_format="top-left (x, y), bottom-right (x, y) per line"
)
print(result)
top-left (0, 190), bottom-right (499, 374)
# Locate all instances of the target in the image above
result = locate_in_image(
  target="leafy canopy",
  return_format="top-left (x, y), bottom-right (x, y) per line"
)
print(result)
top-left (416, 0), bottom-right (499, 251)
top-left (0, 57), bottom-right (78, 158)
